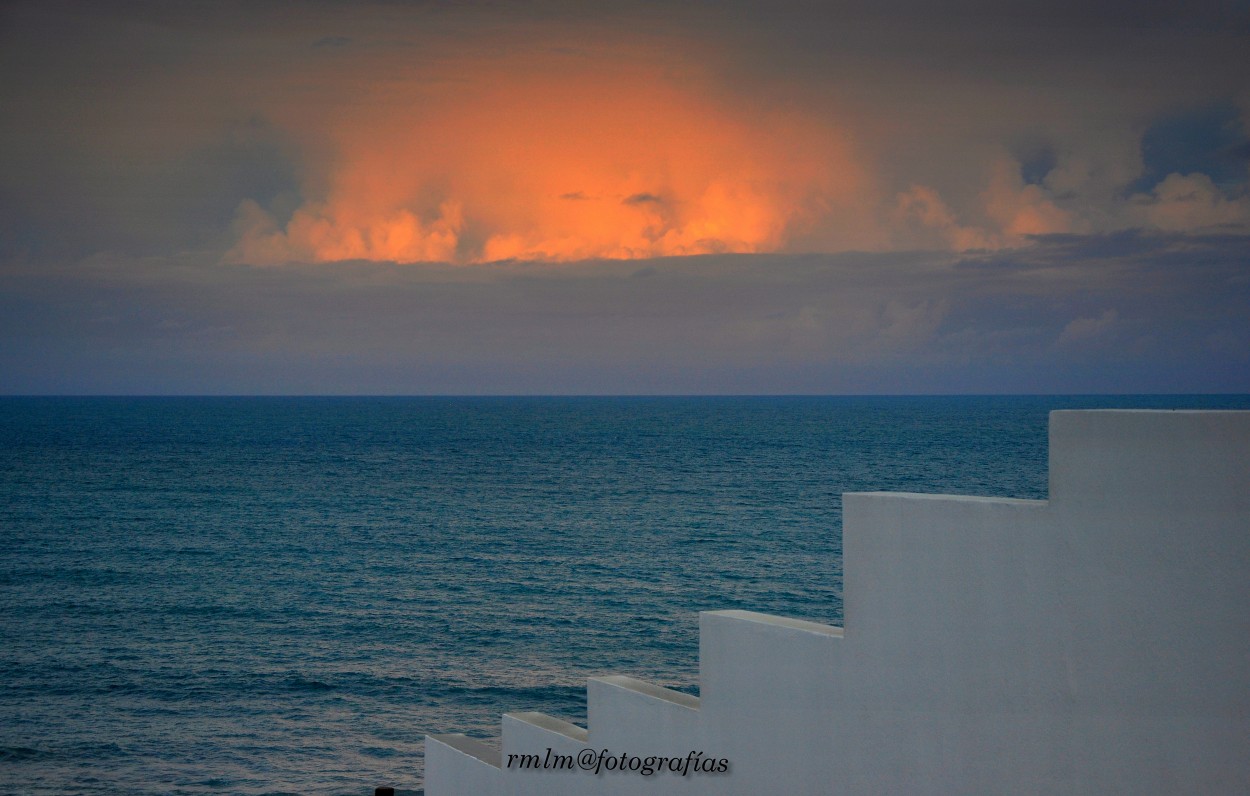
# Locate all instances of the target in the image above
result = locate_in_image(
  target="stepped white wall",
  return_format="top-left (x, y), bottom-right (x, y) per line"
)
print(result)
top-left (425, 410), bottom-right (1250, 794)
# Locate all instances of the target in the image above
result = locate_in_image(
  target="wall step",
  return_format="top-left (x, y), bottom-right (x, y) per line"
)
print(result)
top-left (424, 734), bottom-right (502, 796)
top-left (587, 675), bottom-right (700, 749)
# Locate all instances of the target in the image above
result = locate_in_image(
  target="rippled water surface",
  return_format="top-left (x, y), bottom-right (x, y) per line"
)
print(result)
top-left (3, 395), bottom-right (1247, 795)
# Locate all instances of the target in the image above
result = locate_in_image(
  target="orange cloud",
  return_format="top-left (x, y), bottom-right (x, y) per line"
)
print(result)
top-left (894, 184), bottom-right (998, 251)
top-left (982, 156), bottom-right (1081, 238)
top-left (1136, 173), bottom-right (1250, 231)
top-left (227, 49), bottom-right (876, 264)
top-left (893, 157), bottom-right (1086, 252)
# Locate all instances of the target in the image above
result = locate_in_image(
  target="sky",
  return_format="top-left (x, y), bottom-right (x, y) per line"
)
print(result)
top-left (1, 0), bottom-right (1248, 394)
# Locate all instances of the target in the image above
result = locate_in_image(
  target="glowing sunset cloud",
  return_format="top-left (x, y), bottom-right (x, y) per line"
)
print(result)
top-left (228, 50), bottom-right (877, 264)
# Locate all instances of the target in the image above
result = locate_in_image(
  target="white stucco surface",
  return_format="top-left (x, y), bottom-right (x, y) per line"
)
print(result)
top-left (425, 410), bottom-right (1250, 794)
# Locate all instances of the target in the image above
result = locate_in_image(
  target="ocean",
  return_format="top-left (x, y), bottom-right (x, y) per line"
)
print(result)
top-left (3, 395), bottom-right (1248, 795)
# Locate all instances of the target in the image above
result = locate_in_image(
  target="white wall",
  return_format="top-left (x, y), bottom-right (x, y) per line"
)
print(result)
top-left (426, 410), bottom-right (1250, 794)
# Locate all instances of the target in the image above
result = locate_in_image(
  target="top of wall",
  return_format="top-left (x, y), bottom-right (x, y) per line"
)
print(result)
top-left (1048, 409), bottom-right (1250, 514)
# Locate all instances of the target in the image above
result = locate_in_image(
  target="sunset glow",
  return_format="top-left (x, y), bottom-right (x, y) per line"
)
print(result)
top-left (227, 53), bottom-right (873, 264)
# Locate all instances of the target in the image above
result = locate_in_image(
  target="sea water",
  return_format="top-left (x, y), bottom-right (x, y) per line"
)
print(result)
top-left (3, 395), bottom-right (1248, 795)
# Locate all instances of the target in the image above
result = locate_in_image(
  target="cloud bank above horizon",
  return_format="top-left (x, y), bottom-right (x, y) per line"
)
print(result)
top-left (4, 234), bottom-right (1247, 394)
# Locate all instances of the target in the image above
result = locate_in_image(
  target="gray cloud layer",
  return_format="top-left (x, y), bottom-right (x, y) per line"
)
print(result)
top-left (4, 235), bottom-right (1246, 394)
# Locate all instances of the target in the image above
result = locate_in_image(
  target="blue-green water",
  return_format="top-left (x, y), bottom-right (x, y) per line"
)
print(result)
top-left (3, 396), bottom-right (1248, 795)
